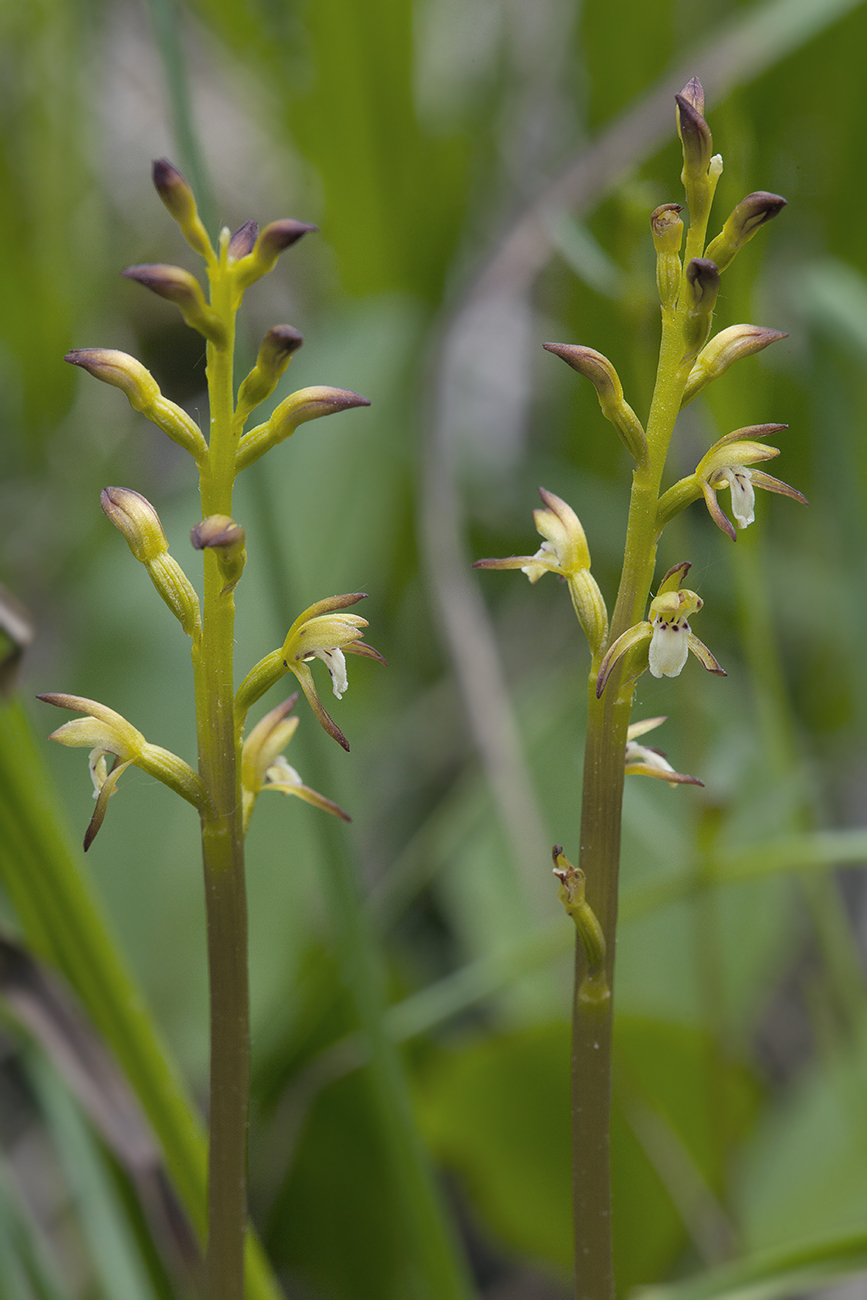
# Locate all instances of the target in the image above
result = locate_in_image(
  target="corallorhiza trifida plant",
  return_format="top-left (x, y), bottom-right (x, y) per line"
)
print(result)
top-left (475, 78), bottom-right (806, 1299)
top-left (39, 161), bottom-right (382, 1299)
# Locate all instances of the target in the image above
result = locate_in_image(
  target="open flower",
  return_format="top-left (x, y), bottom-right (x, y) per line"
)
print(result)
top-left (696, 425), bottom-right (807, 540)
top-left (657, 425), bottom-right (806, 541)
top-left (596, 563), bottom-right (725, 697)
top-left (38, 694), bottom-right (207, 849)
top-left (240, 695), bottom-right (350, 832)
top-left (624, 717), bottom-right (702, 787)
top-left (474, 489), bottom-right (608, 654)
top-left (234, 594), bottom-right (386, 751)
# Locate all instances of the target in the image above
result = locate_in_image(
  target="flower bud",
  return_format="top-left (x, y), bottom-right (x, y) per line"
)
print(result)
top-left (100, 486), bottom-right (200, 634)
top-left (543, 343), bottom-right (646, 460)
top-left (675, 80), bottom-right (721, 226)
top-left (122, 264), bottom-right (226, 347)
top-left (675, 88), bottom-right (712, 178)
top-left (679, 76), bottom-right (704, 115)
top-left (65, 348), bottom-right (207, 460)
top-left (650, 204), bottom-right (684, 308)
top-left (65, 348), bottom-right (160, 413)
top-left (152, 159), bottom-right (214, 261)
top-left (236, 386), bottom-right (371, 472)
top-left (683, 258), bottom-right (720, 355)
top-left (681, 324), bottom-right (787, 406)
top-left (232, 219), bottom-right (318, 291)
top-left (227, 219), bottom-right (258, 261)
top-left (704, 191), bottom-right (787, 273)
top-left (191, 515), bottom-right (246, 595)
top-left (190, 515), bottom-right (245, 552)
top-left (101, 487), bottom-right (168, 564)
top-left (235, 326), bottom-right (304, 418)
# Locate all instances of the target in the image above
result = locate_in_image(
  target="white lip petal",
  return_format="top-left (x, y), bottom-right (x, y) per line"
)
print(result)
top-left (648, 616), bottom-right (690, 678)
top-left (520, 541), bottom-right (558, 583)
top-left (729, 466), bottom-right (755, 528)
top-left (314, 646), bottom-right (349, 698)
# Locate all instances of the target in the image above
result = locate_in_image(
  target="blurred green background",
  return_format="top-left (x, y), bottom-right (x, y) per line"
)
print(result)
top-left (3, 0), bottom-right (867, 1296)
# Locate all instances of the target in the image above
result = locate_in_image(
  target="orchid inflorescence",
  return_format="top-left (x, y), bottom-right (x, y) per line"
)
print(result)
top-left (42, 160), bottom-right (380, 848)
top-left (475, 76), bottom-right (805, 808)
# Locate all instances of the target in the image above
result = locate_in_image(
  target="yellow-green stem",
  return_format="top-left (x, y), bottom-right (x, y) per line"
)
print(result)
top-left (193, 251), bottom-right (249, 1300)
top-left (572, 299), bottom-right (697, 1298)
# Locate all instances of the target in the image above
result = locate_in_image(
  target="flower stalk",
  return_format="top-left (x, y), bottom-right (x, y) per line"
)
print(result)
top-left (476, 80), bottom-right (801, 1299)
top-left (45, 161), bottom-right (379, 1299)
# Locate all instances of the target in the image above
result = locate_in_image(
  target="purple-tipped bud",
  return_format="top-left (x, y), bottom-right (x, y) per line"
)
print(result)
top-left (123, 263), bottom-right (204, 307)
top-left (274, 386), bottom-right (369, 430)
top-left (675, 92), bottom-right (713, 174)
top-left (65, 348), bottom-right (160, 413)
top-left (235, 387), bottom-right (371, 472)
top-left (101, 487), bottom-right (168, 564)
top-left (152, 160), bottom-right (195, 221)
top-left (705, 192), bottom-right (787, 272)
top-left (228, 220), bottom-right (258, 261)
top-left (685, 258), bottom-right (720, 308)
top-left (543, 343), bottom-right (646, 459)
top-left (235, 326), bottom-right (304, 418)
top-left (682, 325), bottom-right (788, 406)
top-left (122, 264), bottom-right (225, 346)
top-left (190, 515), bottom-right (245, 553)
top-left (191, 516), bottom-right (246, 593)
top-left (151, 159), bottom-right (213, 261)
top-left (232, 219), bottom-right (319, 292)
top-left (679, 77), bottom-right (704, 115)
top-left (684, 259), bottom-right (720, 354)
top-left (260, 325), bottom-right (304, 367)
top-left (256, 220), bottom-right (318, 261)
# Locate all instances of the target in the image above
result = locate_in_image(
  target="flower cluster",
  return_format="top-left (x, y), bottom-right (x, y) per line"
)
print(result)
top-left (43, 159), bottom-right (377, 844)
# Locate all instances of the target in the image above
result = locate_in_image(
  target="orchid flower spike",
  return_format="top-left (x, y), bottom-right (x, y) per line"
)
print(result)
top-left (596, 563), bottom-right (725, 697)
top-left (234, 594), bottom-right (386, 751)
top-left (473, 488), bottom-right (609, 655)
top-left (624, 716), bottom-right (703, 787)
top-left (38, 694), bottom-right (208, 849)
top-left (240, 695), bottom-right (350, 832)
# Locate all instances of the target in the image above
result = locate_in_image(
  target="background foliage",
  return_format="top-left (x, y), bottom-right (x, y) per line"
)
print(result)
top-left (2, 0), bottom-right (867, 1296)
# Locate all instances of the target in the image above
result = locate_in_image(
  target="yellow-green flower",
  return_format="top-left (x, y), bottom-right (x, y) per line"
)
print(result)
top-left (596, 563), bottom-right (725, 697)
top-left (240, 695), bottom-right (350, 832)
top-left (234, 594), bottom-right (386, 751)
top-left (474, 488), bottom-right (608, 655)
top-left (39, 693), bottom-right (207, 849)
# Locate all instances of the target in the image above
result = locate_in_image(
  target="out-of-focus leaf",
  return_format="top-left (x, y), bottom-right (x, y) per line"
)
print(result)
top-left (735, 1038), bottom-right (867, 1254)
top-left (416, 1020), bottom-right (757, 1289)
top-left (0, 934), bottom-right (198, 1279)
top-left (28, 1051), bottom-right (159, 1300)
top-left (636, 1233), bottom-right (867, 1300)
top-left (266, 1068), bottom-right (426, 1300)
top-left (0, 587), bottom-right (33, 699)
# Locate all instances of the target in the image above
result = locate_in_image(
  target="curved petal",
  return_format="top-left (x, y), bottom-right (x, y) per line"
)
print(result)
top-left (701, 478), bottom-right (737, 541)
top-left (84, 759), bottom-right (133, 851)
top-left (749, 468), bottom-right (808, 505)
top-left (290, 660), bottom-right (350, 751)
top-left (686, 631), bottom-right (727, 676)
top-left (262, 778), bottom-right (351, 823)
top-left (624, 760), bottom-right (703, 787)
